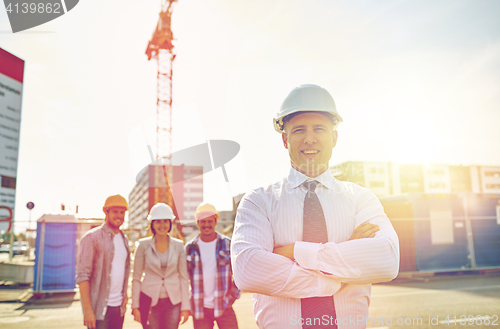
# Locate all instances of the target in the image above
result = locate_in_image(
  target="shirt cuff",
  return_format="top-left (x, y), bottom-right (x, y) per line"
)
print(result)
top-left (294, 241), bottom-right (321, 270)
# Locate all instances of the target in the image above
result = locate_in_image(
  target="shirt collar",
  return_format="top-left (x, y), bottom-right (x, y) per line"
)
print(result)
top-left (287, 167), bottom-right (336, 190)
top-left (151, 235), bottom-right (170, 252)
top-left (194, 232), bottom-right (221, 244)
top-left (101, 222), bottom-right (119, 236)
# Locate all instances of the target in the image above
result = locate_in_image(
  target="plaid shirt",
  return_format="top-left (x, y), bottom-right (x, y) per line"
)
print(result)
top-left (185, 233), bottom-right (241, 320)
top-left (75, 223), bottom-right (131, 320)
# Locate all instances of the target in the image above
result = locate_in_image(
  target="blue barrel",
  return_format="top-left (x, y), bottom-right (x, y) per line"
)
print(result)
top-left (34, 216), bottom-right (77, 292)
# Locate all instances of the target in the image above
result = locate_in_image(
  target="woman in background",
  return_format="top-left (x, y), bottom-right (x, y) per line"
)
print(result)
top-left (131, 203), bottom-right (190, 329)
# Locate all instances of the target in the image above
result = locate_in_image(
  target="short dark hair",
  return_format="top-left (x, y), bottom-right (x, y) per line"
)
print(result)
top-left (282, 111), bottom-right (335, 133)
top-left (150, 219), bottom-right (172, 235)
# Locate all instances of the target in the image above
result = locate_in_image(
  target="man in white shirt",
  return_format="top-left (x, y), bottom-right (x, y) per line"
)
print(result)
top-left (76, 195), bottom-right (131, 329)
top-left (231, 84), bottom-right (400, 329)
top-left (185, 203), bottom-right (240, 329)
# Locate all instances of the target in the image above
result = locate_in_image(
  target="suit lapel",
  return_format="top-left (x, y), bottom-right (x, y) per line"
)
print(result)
top-left (148, 237), bottom-right (163, 276)
top-left (166, 236), bottom-right (174, 275)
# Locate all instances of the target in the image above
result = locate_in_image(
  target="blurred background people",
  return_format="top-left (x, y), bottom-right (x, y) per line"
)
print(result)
top-left (132, 203), bottom-right (190, 329)
top-left (76, 194), bottom-right (131, 329)
top-left (185, 203), bottom-right (240, 329)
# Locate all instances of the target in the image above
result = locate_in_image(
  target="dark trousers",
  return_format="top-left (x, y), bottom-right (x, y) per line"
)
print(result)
top-left (139, 292), bottom-right (152, 329)
top-left (149, 297), bottom-right (181, 329)
top-left (193, 306), bottom-right (238, 329)
top-left (94, 306), bottom-right (124, 329)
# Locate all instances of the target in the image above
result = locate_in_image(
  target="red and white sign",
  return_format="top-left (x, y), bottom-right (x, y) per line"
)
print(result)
top-left (0, 48), bottom-right (24, 231)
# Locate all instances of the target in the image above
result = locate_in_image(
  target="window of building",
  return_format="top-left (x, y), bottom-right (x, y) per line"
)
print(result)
top-left (428, 169), bottom-right (445, 175)
top-left (485, 171), bottom-right (500, 178)
top-left (185, 197), bottom-right (203, 202)
top-left (370, 181), bottom-right (385, 187)
top-left (369, 167), bottom-right (385, 174)
top-left (486, 184), bottom-right (500, 189)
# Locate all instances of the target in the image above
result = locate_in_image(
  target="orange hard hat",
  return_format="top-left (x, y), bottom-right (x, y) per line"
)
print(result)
top-left (194, 202), bottom-right (219, 221)
top-left (103, 194), bottom-right (129, 213)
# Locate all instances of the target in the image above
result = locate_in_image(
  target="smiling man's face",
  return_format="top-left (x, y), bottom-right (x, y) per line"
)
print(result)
top-left (196, 214), bottom-right (217, 241)
top-left (282, 112), bottom-right (338, 178)
top-left (105, 206), bottom-right (126, 233)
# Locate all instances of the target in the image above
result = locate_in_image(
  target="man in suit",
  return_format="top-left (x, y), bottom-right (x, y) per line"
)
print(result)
top-left (231, 84), bottom-right (400, 329)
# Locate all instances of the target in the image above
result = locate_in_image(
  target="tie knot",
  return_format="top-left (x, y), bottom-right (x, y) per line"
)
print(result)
top-left (303, 181), bottom-right (318, 192)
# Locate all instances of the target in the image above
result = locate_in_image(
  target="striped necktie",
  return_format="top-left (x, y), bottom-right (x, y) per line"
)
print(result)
top-left (301, 181), bottom-right (337, 328)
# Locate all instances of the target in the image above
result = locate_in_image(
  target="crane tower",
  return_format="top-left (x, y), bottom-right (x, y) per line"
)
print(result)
top-left (145, 0), bottom-right (182, 237)
top-left (146, 0), bottom-right (176, 162)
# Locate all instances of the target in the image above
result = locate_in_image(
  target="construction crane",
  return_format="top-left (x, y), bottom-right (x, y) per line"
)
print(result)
top-left (145, 0), bottom-right (183, 239)
top-left (146, 0), bottom-right (176, 161)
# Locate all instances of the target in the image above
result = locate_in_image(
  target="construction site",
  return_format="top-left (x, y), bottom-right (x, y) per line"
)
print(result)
top-left (1, 0), bottom-right (500, 328)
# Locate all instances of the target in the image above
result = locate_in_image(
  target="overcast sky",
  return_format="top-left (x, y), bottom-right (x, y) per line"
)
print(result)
top-left (1, 0), bottom-right (499, 233)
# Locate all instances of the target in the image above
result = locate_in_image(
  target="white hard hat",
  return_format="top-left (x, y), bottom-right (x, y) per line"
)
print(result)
top-left (147, 203), bottom-right (176, 221)
top-left (273, 84), bottom-right (343, 133)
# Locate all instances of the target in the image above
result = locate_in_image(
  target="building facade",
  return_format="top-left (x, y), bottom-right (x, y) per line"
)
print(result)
top-left (331, 161), bottom-right (500, 197)
top-left (332, 162), bottom-right (500, 273)
top-left (128, 164), bottom-right (203, 238)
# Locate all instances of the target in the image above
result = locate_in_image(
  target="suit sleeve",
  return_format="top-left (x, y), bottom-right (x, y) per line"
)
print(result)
top-left (177, 244), bottom-right (191, 311)
top-left (131, 240), bottom-right (146, 309)
top-left (231, 190), bottom-right (341, 299)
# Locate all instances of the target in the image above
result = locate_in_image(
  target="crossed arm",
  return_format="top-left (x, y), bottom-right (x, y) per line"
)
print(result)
top-left (231, 189), bottom-right (399, 299)
top-left (273, 221), bottom-right (380, 260)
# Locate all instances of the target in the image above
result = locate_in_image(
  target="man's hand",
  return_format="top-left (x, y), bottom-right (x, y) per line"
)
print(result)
top-left (179, 310), bottom-right (190, 324)
top-left (78, 281), bottom-right (96, 329)
top-left (121, 295), bottom-right (128, 310)
top-left (83, 309), bottom-right (96, 329)
top-left (349, 222), bottom-right (379, 240)
top-left (132, 308), bottom-right (141, 323)
top-left (273, 243), bottom-right (295, 260)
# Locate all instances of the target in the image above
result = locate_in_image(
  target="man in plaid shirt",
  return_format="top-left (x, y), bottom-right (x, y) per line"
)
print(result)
top-left (185, 203), bottom-right (240, 329)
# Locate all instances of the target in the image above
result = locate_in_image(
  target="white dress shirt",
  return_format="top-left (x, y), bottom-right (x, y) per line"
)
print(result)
top-left (231, 168), bottom-right (400, 329)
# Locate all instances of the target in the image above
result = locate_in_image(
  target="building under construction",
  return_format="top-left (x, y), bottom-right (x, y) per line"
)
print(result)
top-left (128, 164), bottom-right (203, 238)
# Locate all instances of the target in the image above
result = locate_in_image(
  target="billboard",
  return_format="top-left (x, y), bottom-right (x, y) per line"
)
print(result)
top-left (0, 48), bottom-right (24, 232)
